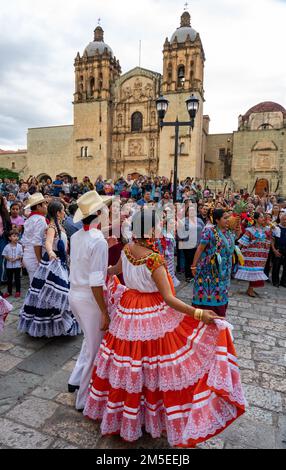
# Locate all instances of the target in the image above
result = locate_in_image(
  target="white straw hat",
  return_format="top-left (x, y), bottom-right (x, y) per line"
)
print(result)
top-left (74, 191), bottom-right (113, 223)
top-left (24, 193), bottom-right (46, 210)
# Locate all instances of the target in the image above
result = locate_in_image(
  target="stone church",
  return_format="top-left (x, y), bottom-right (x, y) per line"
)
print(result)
top-left (1, 10), bottom-right (286, 196)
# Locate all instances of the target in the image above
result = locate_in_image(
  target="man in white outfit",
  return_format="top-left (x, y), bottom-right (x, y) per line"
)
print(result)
top-left (21, 194), bottom-right (48, 283)
top-left (68, 191), bottom-right (112, 411)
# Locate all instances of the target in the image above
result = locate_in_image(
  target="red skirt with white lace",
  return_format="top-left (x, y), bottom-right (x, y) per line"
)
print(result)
top-left (84, 278), bottom-right (246, 447)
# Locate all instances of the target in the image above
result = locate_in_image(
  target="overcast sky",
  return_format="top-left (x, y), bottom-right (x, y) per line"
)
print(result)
top-left (0, 0), bottom-right (285, 149)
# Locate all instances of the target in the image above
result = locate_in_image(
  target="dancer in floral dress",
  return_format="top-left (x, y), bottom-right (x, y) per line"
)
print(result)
top-left (192, 209), bottom-right (241, 317)
top-left (235, 212), bottom-right (272, 297)
top-left (83, 209), bottom-right (246, 448)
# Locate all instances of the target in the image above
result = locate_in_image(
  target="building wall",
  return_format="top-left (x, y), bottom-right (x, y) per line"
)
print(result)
top-left (0, 152), bottom-right (27, 175)
top-left (232, 129), bottom-right (286, 194)
top-left (205, 133), bottom-right (233, 179)
top-left (27, 126), bottom-right (74, 180)
top-left (73, 101), bottom-right (112, 180)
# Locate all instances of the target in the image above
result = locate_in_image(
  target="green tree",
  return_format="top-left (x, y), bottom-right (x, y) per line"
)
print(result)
top-left (0, 168), bottom-right (19, 181)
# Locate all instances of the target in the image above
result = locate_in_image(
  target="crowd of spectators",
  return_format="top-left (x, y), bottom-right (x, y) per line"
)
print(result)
top-left (0, 172), bottom-right (285, 288)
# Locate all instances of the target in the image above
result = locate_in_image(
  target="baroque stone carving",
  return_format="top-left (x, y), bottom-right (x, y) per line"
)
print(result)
top-left (134, 79), bottom-right (143, 100)
top-left (129, 139), bottom-right (144, 156)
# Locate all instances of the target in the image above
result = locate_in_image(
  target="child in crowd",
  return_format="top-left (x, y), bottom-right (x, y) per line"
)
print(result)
top-left (2, 230), bottom-right (23, 298)
top-left (10, 202), bottom-right (25, 234)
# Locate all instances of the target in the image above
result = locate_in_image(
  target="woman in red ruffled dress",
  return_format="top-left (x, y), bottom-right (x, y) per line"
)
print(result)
top-left (84, 209), bottom-right (246, 447)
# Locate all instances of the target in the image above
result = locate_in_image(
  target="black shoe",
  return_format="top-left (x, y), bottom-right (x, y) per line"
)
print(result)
top-left (68, 384), bottom-right (80, 393)
top-left (273, 284), bottom-right (280, 288)
top-left (280, 284), bottom-right (286, 288)
top-left (77, 408), bottom-right (84, 413)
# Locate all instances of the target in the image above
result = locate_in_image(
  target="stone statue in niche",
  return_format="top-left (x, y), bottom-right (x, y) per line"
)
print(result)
top-left (117, 114), bottom-right (123, 126)
top-left (129, 139), bottom-right (143, 156)
top-left (145, 83), bottom-right (153, 98)
top-left (151, 111), bottom-right (156, 125)
top-left (134, 79), bottom-right (143, 100)
top-left (122, 86), bottom-right (132, 101)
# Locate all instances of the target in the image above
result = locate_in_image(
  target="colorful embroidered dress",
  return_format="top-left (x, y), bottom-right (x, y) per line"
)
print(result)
top-left (235, 226), bottom-right (271, 283)
top-left (84, 244), bottom-right (246, 447)
top-left (193, 227), bottom-right (236, 308)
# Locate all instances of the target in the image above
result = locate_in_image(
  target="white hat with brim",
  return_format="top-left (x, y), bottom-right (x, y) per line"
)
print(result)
top-left (74, 191), bottom-right (114, 224)
top-left (24, 193), bottom-right (46, 210)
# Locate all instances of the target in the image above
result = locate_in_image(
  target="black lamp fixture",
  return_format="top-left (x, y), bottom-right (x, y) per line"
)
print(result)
top-left (186, 94), bottom-right (199, 124)
top-left (156, 96), bottom-right (169, 122)
top-left (155, 93), bottom-right (200, 203)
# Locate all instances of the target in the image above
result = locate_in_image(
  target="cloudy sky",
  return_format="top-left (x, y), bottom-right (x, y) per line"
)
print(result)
top-left (0, 0), bottom-right (285, 149)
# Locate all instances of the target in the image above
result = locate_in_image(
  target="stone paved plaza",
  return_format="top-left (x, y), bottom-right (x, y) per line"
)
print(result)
top-left (0, 278), bottom-right (285, 449)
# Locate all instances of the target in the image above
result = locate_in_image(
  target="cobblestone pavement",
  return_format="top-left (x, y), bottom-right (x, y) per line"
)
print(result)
top-left (0, 278), bottom-right (285, 449)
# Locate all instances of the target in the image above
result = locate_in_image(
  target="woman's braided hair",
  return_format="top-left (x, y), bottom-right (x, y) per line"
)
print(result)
top-left (47, 201), bottom-right (64, 239)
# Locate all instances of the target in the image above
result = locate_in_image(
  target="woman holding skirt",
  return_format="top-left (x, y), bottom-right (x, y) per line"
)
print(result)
top-left (18, 201), bottom-right (81, 337)
top-left (83, 209), bottom-right (246, 448)
top-left (235, 212), bottom-right (271, 297)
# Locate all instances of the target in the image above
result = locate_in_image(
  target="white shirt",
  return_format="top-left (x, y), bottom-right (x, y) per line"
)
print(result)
top-left (2, 243), bottom-right (23, 269)
top-left (121, 250), bottom-right (158, 293)
top-left (62, 183), bottom-right (71, 194)
top-left (69, 228), bottom-right (108, 290)
top-left (21, 215), bottom-right (48, 254)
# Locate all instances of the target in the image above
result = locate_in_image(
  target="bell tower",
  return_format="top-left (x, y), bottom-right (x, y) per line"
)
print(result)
top-left (159, 10), bottom-right (205, 179)
top-left (162, 11), bottom-right (205, 95)
top-left (73, 24), bottom-right (121, 179)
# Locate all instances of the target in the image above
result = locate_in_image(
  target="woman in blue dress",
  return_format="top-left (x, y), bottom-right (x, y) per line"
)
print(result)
top-left (18, 201), bottom-right (81, 337)
top-left (191, 209), bottom-right (240, 317)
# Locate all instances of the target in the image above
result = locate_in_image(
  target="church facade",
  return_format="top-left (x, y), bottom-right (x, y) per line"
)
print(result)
top-left (1, 10), bottom-right (286, 196)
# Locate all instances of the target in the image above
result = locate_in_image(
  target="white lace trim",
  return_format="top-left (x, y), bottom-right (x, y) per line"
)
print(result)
top-left (95, 325), bottom-right (220, 393)
top-left (109, 307), bottom-right (185, 341)
top-left (84, 386), bottom-right (245, 446)
top-left (235, 271), bottom-right (268, 281)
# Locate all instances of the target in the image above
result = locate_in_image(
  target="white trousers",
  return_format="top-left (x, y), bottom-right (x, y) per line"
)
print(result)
top-left (68, 289), bottom-right (104, 410)
top-left (23, 252), bottom-right (39, 284)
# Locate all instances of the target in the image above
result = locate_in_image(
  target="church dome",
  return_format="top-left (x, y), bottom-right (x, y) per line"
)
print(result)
top-left (170, 11), bottom-right (198, 44)
top-left (243, 101), bottom-right (286, 120)
top-left (84, 26), bottom-right (114, 57)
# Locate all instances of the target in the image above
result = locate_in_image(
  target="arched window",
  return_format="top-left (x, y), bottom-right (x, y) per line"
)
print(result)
top-left (167, 63), bottom-right (173, 84)
top-left (81, 147), bottom-right (85, 157)
top-left (85, 147), bottom-right (88, 157)
top-left (131, 112), bottom-right (143, 132)
top-left (259, 123), bottom-right (273, 130)
top-left (177, 65), bottom-right (185, 88)
top-left (179, 143), bottom-right (185, 155)
top-left (90, 77), bottom-right (95, 96)
top-left (99, 72), bottom-right (103, 90)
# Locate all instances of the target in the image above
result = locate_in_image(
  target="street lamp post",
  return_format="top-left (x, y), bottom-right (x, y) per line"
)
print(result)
top-left (156, 94), bottom-right (200, 203)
